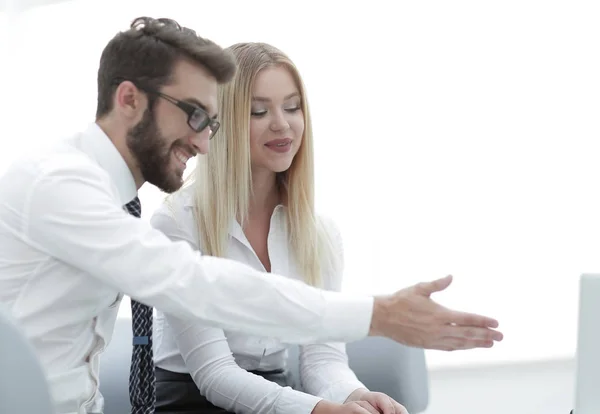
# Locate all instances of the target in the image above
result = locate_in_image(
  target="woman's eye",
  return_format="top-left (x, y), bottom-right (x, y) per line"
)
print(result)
top-left (251, 110), bottom-right (267, 117)
top-left (284, 107), bottom-right (301, 113)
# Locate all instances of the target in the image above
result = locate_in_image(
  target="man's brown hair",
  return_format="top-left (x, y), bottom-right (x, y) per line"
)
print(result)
top-left (96, 17), bottom-right (236, 119)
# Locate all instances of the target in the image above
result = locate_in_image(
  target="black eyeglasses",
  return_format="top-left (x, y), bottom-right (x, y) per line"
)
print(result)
top-left (113, 79), bottom-right (220, 139)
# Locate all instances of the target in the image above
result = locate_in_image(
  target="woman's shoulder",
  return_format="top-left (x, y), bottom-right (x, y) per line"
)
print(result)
top-left (314, 213), bottom-right (345, 290)
top-left (150, 184), bottom-right (199, 245)
top-left (315, 213), bottom-right (342, 241)
top-left (153, 183), bottom-right (196, 220)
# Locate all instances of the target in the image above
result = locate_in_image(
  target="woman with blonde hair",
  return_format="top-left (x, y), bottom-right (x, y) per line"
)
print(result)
top-left (150, 42), bottom-right (407, 414)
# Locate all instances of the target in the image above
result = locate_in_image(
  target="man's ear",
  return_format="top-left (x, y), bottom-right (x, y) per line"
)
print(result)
top-left (114, 81), bottom-right (146, 119)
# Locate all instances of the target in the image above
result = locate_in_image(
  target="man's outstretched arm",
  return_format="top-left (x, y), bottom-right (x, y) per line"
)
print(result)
top-left (23, 164), bottom-right (502, 350)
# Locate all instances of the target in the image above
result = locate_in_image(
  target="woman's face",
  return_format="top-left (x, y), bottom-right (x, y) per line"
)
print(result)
top-left (249, 65), bottom-right (304, 174)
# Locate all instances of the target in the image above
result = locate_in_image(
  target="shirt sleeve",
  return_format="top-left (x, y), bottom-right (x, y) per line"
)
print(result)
top-left (299, 217), bottom-right (368, 402)
top-left (21, 163), bottom-right (373, 344)
top-left (165, 313), bottom-right (323, 414)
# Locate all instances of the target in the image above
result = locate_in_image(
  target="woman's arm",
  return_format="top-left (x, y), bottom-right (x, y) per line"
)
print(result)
top-left (166, 314), bottom-right (324, 414)
top-left (299, 217), bottom-right (367, 402)
top-left (150, 204), bottom-right (325, 414)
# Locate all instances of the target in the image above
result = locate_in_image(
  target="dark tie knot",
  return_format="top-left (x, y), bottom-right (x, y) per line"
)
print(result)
top-left (124, 197), bottom-right (142, 218)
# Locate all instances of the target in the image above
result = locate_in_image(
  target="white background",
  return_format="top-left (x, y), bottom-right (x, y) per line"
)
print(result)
top-left (1, 0), bottom-right (599, 370)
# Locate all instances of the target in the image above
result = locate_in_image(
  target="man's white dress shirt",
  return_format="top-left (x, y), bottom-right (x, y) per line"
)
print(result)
top-left (0, 123), bottom-right (373, 414)
top-left (152, 186), bottom-right (367, 413)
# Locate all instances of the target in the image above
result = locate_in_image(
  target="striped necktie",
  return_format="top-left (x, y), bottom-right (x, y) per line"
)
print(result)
top-left (124, 196), bottom-right (156, 414)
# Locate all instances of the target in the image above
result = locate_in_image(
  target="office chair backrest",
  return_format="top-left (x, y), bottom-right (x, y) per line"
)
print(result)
top-left (0, 304), bottom-right (56, 414)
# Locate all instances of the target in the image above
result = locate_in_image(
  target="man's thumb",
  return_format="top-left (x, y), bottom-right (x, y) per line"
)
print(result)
top-left (418, 274), bottom-right (453, 296)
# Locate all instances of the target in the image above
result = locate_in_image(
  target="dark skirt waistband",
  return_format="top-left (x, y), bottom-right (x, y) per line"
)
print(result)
top-left (154, 366), bottom-right (294, 414)
top-left (156, 366), bottom-right (285, 382)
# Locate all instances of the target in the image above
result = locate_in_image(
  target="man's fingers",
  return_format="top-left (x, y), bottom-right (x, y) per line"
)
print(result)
top-left (416, 275), bottom-right (453, 296)
top-left (434, 337), bottom-right (496, 351)
top-left (447, 310), bottom-right (500, 329)
top-left (441, 324), bottom-right (503, 342)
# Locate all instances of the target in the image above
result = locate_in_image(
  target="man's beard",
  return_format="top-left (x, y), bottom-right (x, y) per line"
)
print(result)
top-left (126, 109), bottom-right (186, 193)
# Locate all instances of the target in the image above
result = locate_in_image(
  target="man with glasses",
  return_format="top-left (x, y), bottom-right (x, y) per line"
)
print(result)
top-left (0, 17), bottom-right (503, 414)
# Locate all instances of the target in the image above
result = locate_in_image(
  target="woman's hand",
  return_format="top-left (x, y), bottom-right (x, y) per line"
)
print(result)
top-left (312, 399), bottom-right (380, 414)
top-left (346, 389), bottom-right (409, 414)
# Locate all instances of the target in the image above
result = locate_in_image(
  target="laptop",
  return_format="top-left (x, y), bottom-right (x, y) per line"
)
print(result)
top-left (573, 273), bottom-right (600, 414)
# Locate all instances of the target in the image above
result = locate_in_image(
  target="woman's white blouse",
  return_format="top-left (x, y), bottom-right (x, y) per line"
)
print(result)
top-left (151, 186), bottom-right (366, 414)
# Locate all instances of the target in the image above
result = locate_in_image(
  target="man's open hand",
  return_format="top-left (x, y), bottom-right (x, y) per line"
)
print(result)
top-left (369, 275), bottom-right (503, 351)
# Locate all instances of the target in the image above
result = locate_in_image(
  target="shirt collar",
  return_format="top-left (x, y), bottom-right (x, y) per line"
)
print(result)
top-left (229, 204), bottom-right (286, 243)
top-left (81, 122), bottom-right (137, 205)
top-left (181, 187), bottom-right (286, 241)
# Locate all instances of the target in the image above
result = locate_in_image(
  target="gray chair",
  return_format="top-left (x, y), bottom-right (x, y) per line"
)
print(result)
top-left (100, 317), bottom-right (429, 414)
top-left (0, 305), bottom-right (56, 414)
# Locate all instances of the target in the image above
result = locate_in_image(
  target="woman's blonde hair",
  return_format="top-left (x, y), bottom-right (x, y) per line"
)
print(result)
top-left (190, 42), bottom-right (335, 287)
